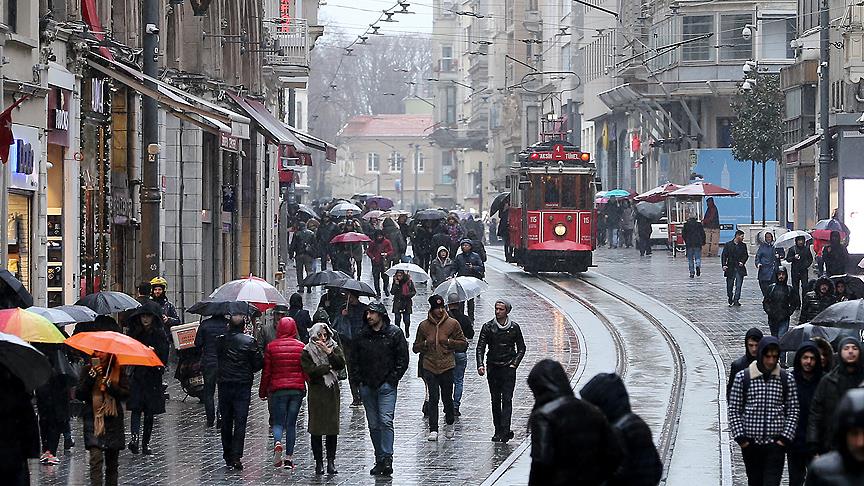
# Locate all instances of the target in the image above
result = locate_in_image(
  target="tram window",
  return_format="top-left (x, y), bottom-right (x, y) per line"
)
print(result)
top-left (561, 175), bottom-right (589, 208)
top-left (542, 175), bottom-right (560, 207)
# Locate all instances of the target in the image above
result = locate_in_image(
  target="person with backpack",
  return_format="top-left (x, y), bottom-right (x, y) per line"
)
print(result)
top-left (762, 267), bottom-right (800, 338)
top-left (807, 337), bottom-right (864, 455)
top-left (728, 336), bottom-right (799, 486)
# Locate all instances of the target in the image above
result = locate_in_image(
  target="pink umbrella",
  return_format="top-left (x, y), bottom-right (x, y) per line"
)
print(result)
top-left (330, 232), bottom-right (372, 244)
top-left (634, 183), bottom-right (683, 203)
top-left (669, 181), bottom-right (738, 197)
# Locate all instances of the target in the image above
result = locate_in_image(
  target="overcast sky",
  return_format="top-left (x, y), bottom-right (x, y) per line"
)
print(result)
top-left (319, 0), bottom-right (433, 39)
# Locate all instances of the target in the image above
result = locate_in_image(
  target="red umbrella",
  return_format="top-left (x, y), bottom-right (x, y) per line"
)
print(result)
top-left (634, 183), bottom-right (682, 203)
top-left (330, 232), bottom-right (372, 244)
top-left (669, 181), bottom-right (738, 197)
top-left (811, 229), bottom-right (846, 241)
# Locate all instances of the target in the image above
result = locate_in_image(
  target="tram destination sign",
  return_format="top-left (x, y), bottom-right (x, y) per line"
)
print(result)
top-left (527, 143), bottom-right (590, 162)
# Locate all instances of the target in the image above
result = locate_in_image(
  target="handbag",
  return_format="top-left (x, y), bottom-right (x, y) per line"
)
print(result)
top-left (332, 314), bottom-right (352, 341)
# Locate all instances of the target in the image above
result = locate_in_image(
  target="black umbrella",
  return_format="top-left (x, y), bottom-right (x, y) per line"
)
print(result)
top-left (415, 209), bottom-right (448, 221)
top-left (490, 193), bottom-right (511, 216)
top-left (830, 275), bottom-right (864, 299)
top-left (778, 323), bottom-right (845, 351)
top-left (76, 291), bottom-right (142, 315)
top-left (187, 300), bottom-right (262, 317)
top-left (297, 204), bottom-right (319, 219)
top-left (0, 269), bottom-right (33, 309)
top-left (635, 201), bottom-right (664, 221)
top-left (810, 299), bottom-right (864, 328)
top-left (325, 278), bottom-right (377, 297)
top-left (302, 270), bottom-right (351, 287)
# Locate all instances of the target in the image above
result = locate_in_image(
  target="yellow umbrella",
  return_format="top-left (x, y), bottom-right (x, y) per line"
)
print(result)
top-left (0, 308), bottom-right (66, 343)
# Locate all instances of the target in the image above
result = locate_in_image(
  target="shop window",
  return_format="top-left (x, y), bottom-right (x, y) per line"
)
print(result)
top-left (8, 192), bottom-right (30, 290)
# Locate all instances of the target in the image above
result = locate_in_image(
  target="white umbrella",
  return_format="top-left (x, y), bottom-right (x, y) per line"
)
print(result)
top-left (775, 230), bottom-right (812, 249)
top-left (329, 202), bottom-right (362, 217)
top-left (386, 262), bottom-right (430, 283)
top-left (209, 274), bottom-right (288, 310)
top-left (434, 276), bottom-right (489, 303)
top-left (27, 306), bottom-right (79, 325)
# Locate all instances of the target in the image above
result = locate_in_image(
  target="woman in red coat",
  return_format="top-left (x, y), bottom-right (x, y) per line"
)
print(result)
top-left (259, 317), bottom-right (307, 469)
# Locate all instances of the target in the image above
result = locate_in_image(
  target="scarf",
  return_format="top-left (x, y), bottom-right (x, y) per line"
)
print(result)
top-left (305, 323), bottom-right (339, 388)
top-left (91, 356), bottom-right (122, 438)
top-left (496, 317), bottom-right (512, 331)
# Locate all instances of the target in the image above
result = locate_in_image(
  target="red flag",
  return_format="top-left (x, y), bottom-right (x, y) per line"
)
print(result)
top-left (0, 96), bottom-right (31, 164)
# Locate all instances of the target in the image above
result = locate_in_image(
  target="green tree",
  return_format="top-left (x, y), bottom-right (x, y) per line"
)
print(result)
top-left (730, 73), bottom-right (783, 226)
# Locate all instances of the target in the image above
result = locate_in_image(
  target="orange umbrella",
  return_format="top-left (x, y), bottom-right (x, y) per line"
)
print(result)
top-left (0, 308), bottom-right (66, 343)
top-left (64, 331), bottom-right (163, 367)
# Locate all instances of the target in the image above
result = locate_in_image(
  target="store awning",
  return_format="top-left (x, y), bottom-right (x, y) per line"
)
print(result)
top-left (86, 56), bottom-right (250, 138)
top-left (226, 93), bottom-right (308, 152)
top-left (784, 134), bottom-right (820, 154)
top-left (285, 126), bottom-right (337, 162)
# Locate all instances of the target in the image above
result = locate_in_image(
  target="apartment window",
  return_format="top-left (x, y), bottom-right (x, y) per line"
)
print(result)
top-left (414, 151), bottom-right (425, 174)
top-left (682, 15), bottom-right (714, 61)
top-left (716, 118), bottom-right (734, 148)
top-left (527, 0), bottom-right (538, 11)
top-left (800, 0), bottom-right (818, 32)
top-left (388, 151), bottom-right (402, 172)
top-left (441, 151), bottom-right (455, 184)
top-left (526, 105), bottom-right (539, 146)
top-left (444, 86), bottom-right (457, 125)
top-left (367, 153), bottom-right (380, 173)
top-left (761, 16), bottom-right (796, 59)
top-left (720, 14), bottom-right (753, 60)
top-left (441, 46), bottom-right (453, 72)
top-left (561, 43), bottom-right (572, 72)
top-left (7, 0), bottom-right (17, 33)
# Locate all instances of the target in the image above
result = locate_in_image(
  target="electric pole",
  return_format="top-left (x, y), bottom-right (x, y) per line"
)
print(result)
top-left (413, 144), bottom-right (420, 212)
top-left (817, 0), bottom-right (831, 220)
top-left (140, 0), bottom-right (161, 281)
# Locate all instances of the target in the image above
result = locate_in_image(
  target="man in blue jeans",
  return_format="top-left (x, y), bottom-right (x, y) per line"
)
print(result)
top-left (682, 213), bottom-right (705, 279)
top-left (349, 301), bottom-right (409, 476)
top-left (447, 298), bottom-right (474, 416)
top-left (722, 230), bottom-right (749, 306)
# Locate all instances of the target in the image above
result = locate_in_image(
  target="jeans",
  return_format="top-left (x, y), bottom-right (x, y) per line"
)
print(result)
top-left (607, 228), bottom-right (619, 248)
top-left (269, 389), bottom-right (304, 454)
top-left (218, 382), bottom-right (252, 461)
top-left (39, 408), bottom-right (62, 455)
top-left (726, 269), bottom-right (745, 303)
top-left (769, 318), bottom-right (790, 339)
top-left (394, 311), bottom-right (411, 337)
top-left (787, 449), bottom-right (811, 486)
top-left (422, 368), bottom-right (454, 432)
top-left (359, 382), bottom-right (397, 461)
top-left (453, 351), bottom-right (468, 411)
top-left (88, 447), bottom-right (119, 486)
top-left (686, 246), bottom-right (702, 275)
top-left (791, 271), bottom-right (808, 306)
top-left (203, 366), bottom-right (218, 424)
top-left (371, 264), bottom-right (390, 295)
top-left (130, 411), bottom-right (155, 446)
top-left (311, 435), bottom-right (337, 461)
top-left (295, 254), bottom-right (313, 290)
top-left (741, 443), bottom-right (785, 486)
top-left (487, 365), bottom-right (517, 435)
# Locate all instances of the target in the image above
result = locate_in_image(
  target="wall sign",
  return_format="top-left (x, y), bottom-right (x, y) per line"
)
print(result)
top-left (48, 87), bottom-right (71, 147)
top-left (220, 132), bottom-right (239, 152)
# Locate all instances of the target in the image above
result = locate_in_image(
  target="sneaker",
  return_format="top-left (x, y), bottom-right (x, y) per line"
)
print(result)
top-left (273, 442), bottom-right (283, 467)
top-left (283, 459), bottom-right (295, 470)
top-left (733, 300), bottom-right (742, 307)
top-left (696, 267), bottom-right (701, 277)
top-left (427, 431), bottom-right (438, 441)
top-left (47, 454), bottom-right (60, 465)
top-left (39, 452), bottom-right (50, 464)
top-left (351, 398), bottom-right (363, 407)
top-left (444, 425), bottom-right (455, 439)
top-left (491, 434), bottom-right (502, 442)
top-left (689, 273), bottom-right (694, 279)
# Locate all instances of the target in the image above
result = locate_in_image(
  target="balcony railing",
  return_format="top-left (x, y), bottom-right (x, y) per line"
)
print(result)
top-left (266, 18), bottom-right (309, 71)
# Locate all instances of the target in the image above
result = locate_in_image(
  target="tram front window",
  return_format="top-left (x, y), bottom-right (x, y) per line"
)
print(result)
top-left (542, 175), bottom-right (560, 207)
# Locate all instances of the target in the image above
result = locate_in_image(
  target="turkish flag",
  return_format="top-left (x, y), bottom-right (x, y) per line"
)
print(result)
top-left (0, 96), bottom-right (31, 164)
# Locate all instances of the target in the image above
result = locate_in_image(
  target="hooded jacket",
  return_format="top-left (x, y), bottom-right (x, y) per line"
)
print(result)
top-left (126, 301), bottom-right (170, 415)
top-left (289, 225), bottom-right (317, 258)
top-left (823, 231), bottom-right (850, 277)
top-left (791, 341), bottom-right (824, 450)
top-left (429, 246), bottom-right (454, 288)
top-left (580, 373), bottom-right (662, 486)
top-left (382, 218), bottom-right (406, 257)
top-left (413, 309), bottom-right (468, 375)
top-left (682, 217), bottom-right (706, 248)
top-left (763, 268), bottom-right (800, 323)
top-left (287, 293), bottom-right (312, 344)
top-left (808, 337), bottom-right (864, 454)
top-left (259, 317), bottom-right (307, 398)
top-left (755, 241), bottom-right (779, 282)
top-left (728, 337), bottom-right (799, 446)
top-left (390, 274), bottom-right (416, 314)
top-left (527, 360), bottom-right (623, 486)
top-left (726, 327), bottom-right (764, 398)
top-left (806, 389), bottom-right (864, 485)
top-left (453, 241), bottom-right (485, 278)
top-left (786, 242), bottom-right (814, 277)
top-left (801, 277), bottom-right (837, 324)
top-left (194, 315), bottom-right (229, 368)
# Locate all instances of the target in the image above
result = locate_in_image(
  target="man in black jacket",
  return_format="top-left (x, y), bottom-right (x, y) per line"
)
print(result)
top-left (350, 302), bottom-right (409, 477)
top-left (808, 337), bottom-right (864, 456)
top-left (580, 372), bottom-right (662, 486)
top-left (454, 238), bottom-right (485, 321)
top-left (527, 360), bottom-right (622, 486)
top-left (194, 314), bottom-right (229, 428)
top-left (800, 277), bottom-right (836, 325)
top-left (786, 236), bottom-right (813, 304)
top-left (806, 388), bottom-right (864, 484)
top-left (788, 341), bottom-right (824, 486)
top-left (722, 229), bottom-right (749, 306)
top-left (726, 327), bottom-right (764, 399)
top-left (823, 230), bottom-right (850, 277)
top-left (477, 300), bottom-right (526, 443)
top-left (683, 213), bottom-right (706, 278)
top-left (763, 267), bottom-right (800, 338)
top-left (289, 222), bottom-right (316, 293)
top-left (216, 313), bottom-right (263, 470)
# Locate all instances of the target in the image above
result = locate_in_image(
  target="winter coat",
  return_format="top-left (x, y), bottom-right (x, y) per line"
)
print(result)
top-left (390, 277), bottom-right (416, 314)
top-left (800, 277), bottom-right (837, 324)
top-left (317, 221), bottom-right (339, 256)
top-left (604, 202), bottom-right (622, 229)
top-left (722, 240), bottom-right (749, 277)
top-left (366, 238), bottom-right (394, 266)
top-left (580, 373), bottom-right (662, 486)
top-left (823, 242), bottom-right (850, 277)
top-left (497, 209), bottom-right (510, 239)
top-left (620, 206), bottom-right (635, 232)
top-left (432, 229), bottom-right (453, 255)
top-left (726, 327), bottom-right (765, 398)
top-left (791, 342), bottom-right (824, 451)
top-left (77, 364), bottom-right (130, 451)
top-left (413, 310), bottom-right (468, 375)
top-left (806, 387), bottom-right (864, 485)
top-left (287, 293), bottom-right (312, 344)
top-left (152, 295), bottom-right (181, 329)
top-left (382, 219), bottom-right (406, 258)
top-left (453, 250), bottom-right (485, 278)
top-left (259, 318), bottom-right (307, 399)
top-left (807, 339), bottom-right (864, 454)
top-left (728, 337), bottom-right (799, 445)
top-left (318, 291), bottom-right (347, 325)
top-left (528, 360), bottom-right (623, 486)
top-left (429, 247), bottom-right (454, 288)
top-left (448, 306), bottom-right (475, 340)
top-left (126, 303), bottom-right (170, 415)
top-left (335, 301), bottom-right (369, 342)
top-left (0, 372), bottom-right (40, 471)
top-left (194, 315), bottom-right (229, 369)
top-left (702, 201), bottom-right (720, 229)
top-left (446, 223), bottom-right (464, 248)
top-left (217, 328), bottom-right (264, 385)
top-left (636, 213), bottom-right (653, 239)
top-left (786, 245), bottom-right (813, 277)
top-left (763, 281), bottom-right (800, 323)
top-left (413, 225), bottom-right (434, 257)
top-left (289, 228), bottom-right (317, 258)
top-left (348, 318), bottom-right (409, 389)
top-left (476, 319), bottom-right (526, 369)
top-left (755, 242), bottom-right (779, 282)
top-left (300, 345), bottom-right (345, 436)
top-left (682, 218), bottom-right (706, 248)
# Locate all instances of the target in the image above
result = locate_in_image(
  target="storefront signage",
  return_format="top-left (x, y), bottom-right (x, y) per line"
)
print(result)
top-left (91, 78), bottom-right (106, 114)
top-left (54, 109), bottom-right (69, 130)
top-left (220, 132), bottom-right (239, 152)
top-left (13, 140), bottom-right (34, 175)
top-left (279, 0), bottom-right (291, 32)
top-left (48, 87), bottom-right (72, 147)
top-left (9, 125), bottom-right (40, 191)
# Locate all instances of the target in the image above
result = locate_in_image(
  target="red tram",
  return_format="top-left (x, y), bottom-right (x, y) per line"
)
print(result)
top-left (506, 140), bottom-right (597, 273)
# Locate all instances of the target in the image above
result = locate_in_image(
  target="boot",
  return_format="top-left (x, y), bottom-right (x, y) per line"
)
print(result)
top-left (315, 460), bottom-right (325, 475)
top-left (327, 459), bottom-right (338, 474)
top-left (128, 435), bottom-right (139, 454)
top-left (142, 444), bottom-right (153, 455)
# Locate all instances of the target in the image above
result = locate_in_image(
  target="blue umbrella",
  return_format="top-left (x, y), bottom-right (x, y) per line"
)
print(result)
top-left (605, 189), bottom-right (631, 198)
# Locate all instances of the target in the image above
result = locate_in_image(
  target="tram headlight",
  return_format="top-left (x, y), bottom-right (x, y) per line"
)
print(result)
top-left (554, 223), bottom-right (567, 237)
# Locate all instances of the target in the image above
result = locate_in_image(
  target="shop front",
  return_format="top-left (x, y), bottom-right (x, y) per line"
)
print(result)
top-left (47, 76), bottom-right (74, 306)
top-left (8, 125), bottom-right (40, 293)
